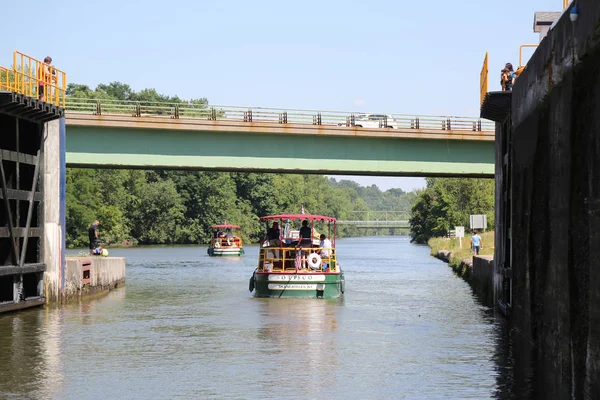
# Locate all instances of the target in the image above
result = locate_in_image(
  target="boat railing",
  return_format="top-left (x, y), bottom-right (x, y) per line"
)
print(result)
top-left (211, 237), bottom-right (242, 248)
top-left (258, 247), bottom-right (337, 272)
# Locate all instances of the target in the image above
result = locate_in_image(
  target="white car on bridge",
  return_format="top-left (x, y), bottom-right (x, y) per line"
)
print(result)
top-left (338, 114), bottom-right (399, 129)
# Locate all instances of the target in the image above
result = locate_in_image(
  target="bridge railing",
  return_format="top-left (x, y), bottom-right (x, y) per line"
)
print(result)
top-left (66, 98), bottom-right (496, 132)
top-left (519, 44), bottom-right (538, 69)
top-left (66, 97), bottom-right (213, 118)
top-left (342, 210), bottom-right (410, 220)
top-left (336, 220), bottom-right (409, 227)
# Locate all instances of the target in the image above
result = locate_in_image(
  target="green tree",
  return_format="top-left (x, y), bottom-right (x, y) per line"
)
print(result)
top-left (96, 82), bottom-right (134, 100)
top-left (66, 169), bottom-right (100, 247)
top-left (409, 188), bottom-right (434, 244)
top-left (96, 205), bottom-right (129, 245)
top-left (127, 179), bottom-right (185, 244)
top-left (409, 178), bottom-right (494, 243)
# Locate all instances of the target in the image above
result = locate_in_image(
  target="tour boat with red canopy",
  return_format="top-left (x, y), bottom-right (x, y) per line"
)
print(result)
top-left (207, 223), bottom-right (244, 257)
top-left (249, 213), bottom-right (345, 298)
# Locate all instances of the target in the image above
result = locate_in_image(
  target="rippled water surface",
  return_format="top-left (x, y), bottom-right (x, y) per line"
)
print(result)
top-left (0, 237), bottom-right (512, 399)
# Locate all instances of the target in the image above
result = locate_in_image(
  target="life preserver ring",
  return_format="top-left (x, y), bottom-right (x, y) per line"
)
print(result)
top-left (307, 253), bottom-right (322, 270)
top-left (214, 240), bottom-right (220, 248)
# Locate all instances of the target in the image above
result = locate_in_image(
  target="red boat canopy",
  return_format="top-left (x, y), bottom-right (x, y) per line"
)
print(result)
top-left (211, 224), bottom-right (241, 229)
top-left (260, 214), bottom-right (336, 223)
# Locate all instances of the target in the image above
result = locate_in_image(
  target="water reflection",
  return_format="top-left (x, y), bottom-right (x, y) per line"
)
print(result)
top-left (0, 307), bottom-right (64, 399)
top-left (491, 317), bottom-right (542, 400)
top-left (255, 298), bottom-right (342, 395)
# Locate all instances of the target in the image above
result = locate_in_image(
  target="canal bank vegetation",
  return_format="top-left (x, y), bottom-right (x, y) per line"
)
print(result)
top-left (409, 178), bottom-right (495, 244)
top-left (428, 231), bottom-right (494, 271)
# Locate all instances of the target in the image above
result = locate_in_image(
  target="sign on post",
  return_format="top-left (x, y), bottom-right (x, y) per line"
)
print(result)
top-left (455, 226), bottom-right (465, 248)
top-left (470, 215), bottom-right (488, 231)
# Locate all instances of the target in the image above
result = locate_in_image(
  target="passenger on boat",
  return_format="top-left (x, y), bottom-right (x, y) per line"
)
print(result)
top-left (297, 220), bottom-right (313, 268)
top-left (214, 231), bottom-right (223, 246)
top-left (226, 229), bottom-right (235, 246)
top-left (267, 222), bottom-right (281, 245)
top-left (298, 220), bottom-right (312, 246)
top-left (319, 234), bottom-right (332, 257)
top-left (319, 234), bottom-right (332, 272)
top-left (267, 222), bottom-right (281, 259)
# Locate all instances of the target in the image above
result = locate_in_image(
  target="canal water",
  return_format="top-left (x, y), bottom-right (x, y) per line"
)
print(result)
top-left (0, 236), bottom-right (516, 399)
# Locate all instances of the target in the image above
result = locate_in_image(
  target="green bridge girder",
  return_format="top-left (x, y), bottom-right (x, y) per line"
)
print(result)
top-left (65, 122), bottom-right (495, 177)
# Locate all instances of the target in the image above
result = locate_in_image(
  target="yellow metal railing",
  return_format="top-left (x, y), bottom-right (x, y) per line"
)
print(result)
top-left (0, 65), bottom-right (12, 91)
top-left (480, 52), bottom-right (488, 105)
top-left (259, 247), bottom-right (337, 272)
top-left (563, 0), bottom-right (570, 9)
top-left (519, 44), bottom-right (538, 68)
top-left (0, 51), bottom-right (67, 107)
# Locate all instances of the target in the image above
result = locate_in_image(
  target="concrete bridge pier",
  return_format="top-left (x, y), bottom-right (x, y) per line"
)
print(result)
top-left (482, 1), bottom-right (600, 397)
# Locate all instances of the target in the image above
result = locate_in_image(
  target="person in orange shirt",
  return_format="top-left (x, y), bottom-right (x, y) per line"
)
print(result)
top-left (37, 56), bottom-right (55, 101)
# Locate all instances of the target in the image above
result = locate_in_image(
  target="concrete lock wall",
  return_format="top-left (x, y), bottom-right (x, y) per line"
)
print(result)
top-left (64, 257), bottom-right (125, 300)
top-left (42, 119), bottom-right (64, 303)
top-left (471, 256), bottom-right (494, 307)
top-left (508, 1), bottom-right (600, 398)
top-left (493, 119), bottom-right (510, 312)
top-left (434, 252), bottom-right (495, 307)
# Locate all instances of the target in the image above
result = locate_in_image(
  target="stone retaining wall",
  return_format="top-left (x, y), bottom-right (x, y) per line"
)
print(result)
top-left (435, 251), bottom-right (494, 307)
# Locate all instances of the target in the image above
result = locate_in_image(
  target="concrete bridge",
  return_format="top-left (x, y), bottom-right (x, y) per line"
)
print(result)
top-left (64, 99), bottom-right (495, 177)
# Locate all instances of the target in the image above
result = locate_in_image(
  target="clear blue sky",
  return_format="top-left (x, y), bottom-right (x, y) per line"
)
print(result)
top-left (3, 0), bottom-right (563, 191)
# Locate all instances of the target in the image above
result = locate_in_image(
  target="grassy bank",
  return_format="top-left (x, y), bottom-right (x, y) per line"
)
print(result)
top-left (428, 231), bottom-right (494, 269)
